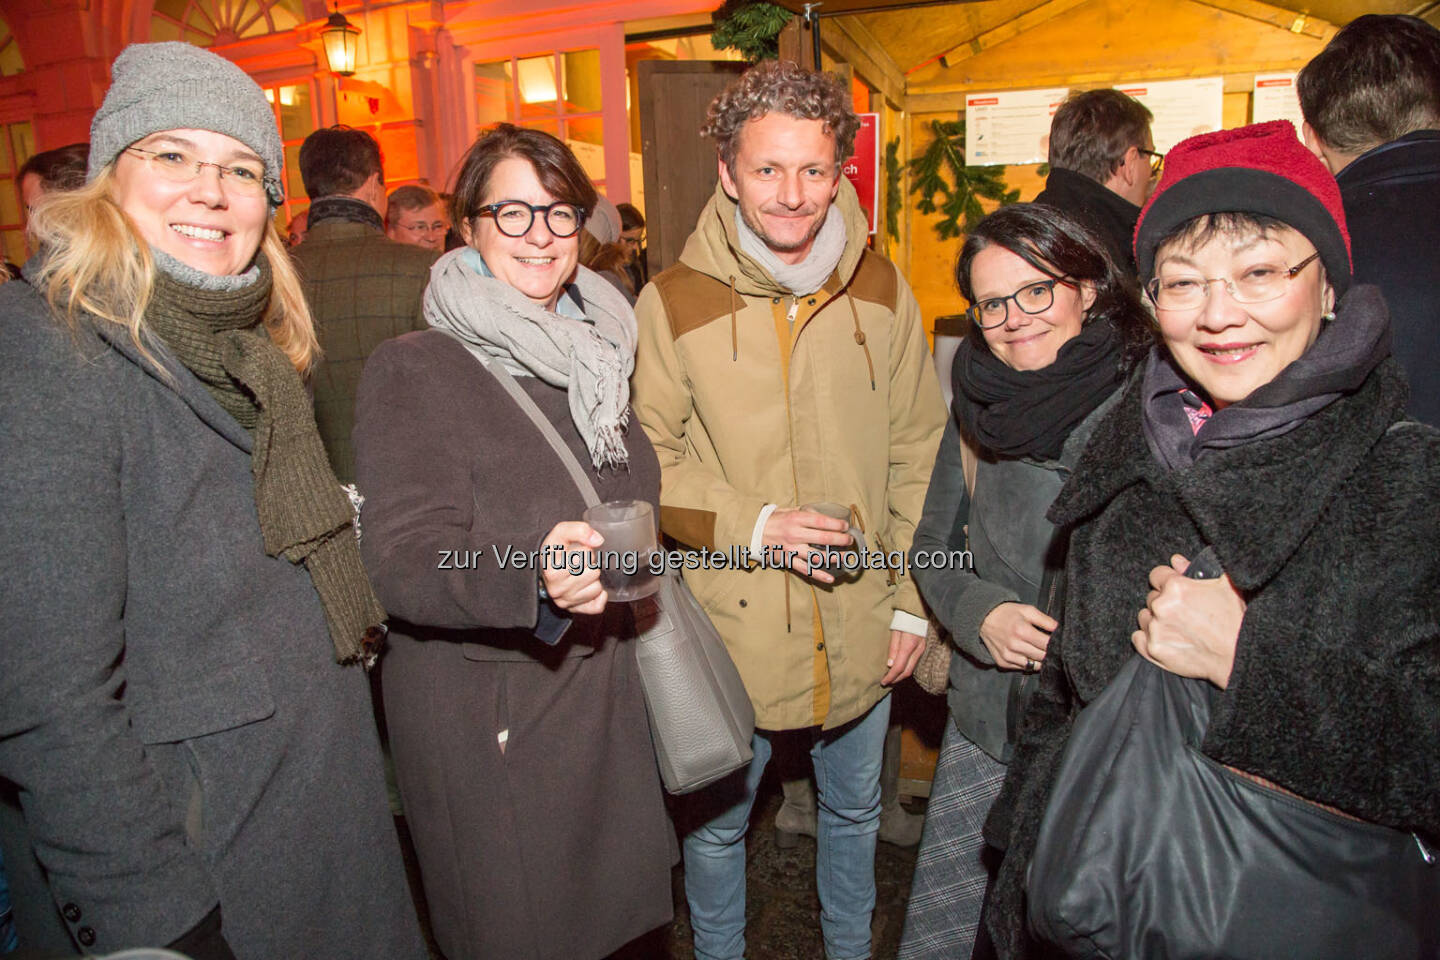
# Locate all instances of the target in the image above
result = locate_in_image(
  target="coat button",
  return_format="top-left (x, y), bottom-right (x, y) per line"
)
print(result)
top-left (738, 599), bottom-right (747, 607)
top-left (816, 642), bottom-right (825, 651)
top-left (808, 298), bottom-right (816, 305)
top-left (77, 927), bottom-right (96, 947)
top-left (854, 331), bottom-right (867, 345)
top-left (62, 903), bottom-right (81, 922)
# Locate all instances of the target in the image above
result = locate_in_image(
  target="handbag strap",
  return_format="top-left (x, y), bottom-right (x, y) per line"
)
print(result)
top-left (437, 330), bottom-right (602, 507)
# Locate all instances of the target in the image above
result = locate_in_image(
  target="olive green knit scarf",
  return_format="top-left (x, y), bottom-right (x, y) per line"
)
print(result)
top-left (144, 252), bottom-right (384, 663)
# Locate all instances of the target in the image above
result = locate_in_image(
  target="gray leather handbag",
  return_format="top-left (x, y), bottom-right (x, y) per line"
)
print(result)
top-left (472, 352), bottom-right (755, 795)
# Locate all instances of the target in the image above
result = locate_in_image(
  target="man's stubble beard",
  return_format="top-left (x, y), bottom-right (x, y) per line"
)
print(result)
top-left (738, 202), bottom-right (826, 255)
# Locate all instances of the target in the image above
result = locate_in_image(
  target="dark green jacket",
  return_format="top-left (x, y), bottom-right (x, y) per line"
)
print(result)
top-left (290, 217), bottom-right (438, 483)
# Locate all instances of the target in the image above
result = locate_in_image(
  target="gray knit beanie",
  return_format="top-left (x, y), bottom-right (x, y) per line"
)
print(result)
top-left (89, 42), bottom-right (285, 206)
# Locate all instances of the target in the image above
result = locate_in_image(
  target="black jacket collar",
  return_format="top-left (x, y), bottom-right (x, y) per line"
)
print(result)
top-left (1338, 130), bottom-right (1440, 188)
top-left (1034, 168), bottom-right (1142, 270)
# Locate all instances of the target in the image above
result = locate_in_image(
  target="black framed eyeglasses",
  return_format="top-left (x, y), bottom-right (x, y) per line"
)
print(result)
top-left (1138, 147), bottom-right (1164, 177)
top-left (476, 200), bottom-right (586, 238)
top-left (967, 278), bottom-right (1071, 329)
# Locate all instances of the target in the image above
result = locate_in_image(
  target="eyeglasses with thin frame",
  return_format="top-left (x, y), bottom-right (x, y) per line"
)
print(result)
top-left (125, 145), bottom-right (271, 197)
top-left (1146, 252), bottom-right (1320, 311)
top-left (394, 218), bottom-right (448, 238)
top-left (968, 277), bottom-right (1072, 329)
top-left (476, 200), bottom-right (586, 238)
top-left (1138, 147), bottom-right (1164, 177)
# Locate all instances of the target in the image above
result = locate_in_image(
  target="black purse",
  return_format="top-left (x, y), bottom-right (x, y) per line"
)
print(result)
top-left (1028, 548), bottom-right (1440, 959)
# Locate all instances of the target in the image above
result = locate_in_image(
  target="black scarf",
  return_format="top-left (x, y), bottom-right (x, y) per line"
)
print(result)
top-left (144, 252), bottom-right (386, 663)
top-left (953, 317), bottom-right (1125, 461)
top-left (306, 194), bottom-right (385, 232)
top-left (1141, 285), bottom-right (1393, 471)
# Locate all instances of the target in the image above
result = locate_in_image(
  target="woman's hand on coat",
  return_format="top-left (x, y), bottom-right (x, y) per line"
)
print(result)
top-left (539, 521), bottom-right (608, 615)
top-left (1133, 554), bottom-right (1246, 689)
top-left (762, 507), bottom-right (853, 585)
top-left (978, 602), bottom-right (1056, 671)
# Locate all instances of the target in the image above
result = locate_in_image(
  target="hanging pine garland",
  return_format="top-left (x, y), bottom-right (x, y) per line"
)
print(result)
top-left (710, 1), bottom-right (791, 62)
top-left (909, 118), bottom-right (1019, 240)
top-left (885, 136), bottom-right (902, 243)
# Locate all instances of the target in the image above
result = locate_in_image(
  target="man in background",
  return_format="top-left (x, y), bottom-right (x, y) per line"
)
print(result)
top-left (617, 200), bottom-right (647, 291)
top-left (1034, 88), bottom-right (1156, 276)
top-left (290, 126), bottom-right (438, 484)
top-left (18, 142), bottom-right (88, 212)
top-left (386, 183), bottom-right (449, 252)
top-left (8, 142), bottom-right (88, 275)
top-left (1299, 13), bottom-right (1440, 425)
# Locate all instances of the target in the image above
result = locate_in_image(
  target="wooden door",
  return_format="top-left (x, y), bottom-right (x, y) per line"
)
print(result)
top-left (637, 59), bottom-right (749, 277)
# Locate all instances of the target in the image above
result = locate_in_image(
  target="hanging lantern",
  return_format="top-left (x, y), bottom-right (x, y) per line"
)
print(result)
top-left (321, 6), bottom-right (360, 77)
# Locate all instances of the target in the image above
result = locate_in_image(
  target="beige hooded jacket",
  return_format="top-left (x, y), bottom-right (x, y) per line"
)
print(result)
top-left (632, 178), bottom-right (945, 730)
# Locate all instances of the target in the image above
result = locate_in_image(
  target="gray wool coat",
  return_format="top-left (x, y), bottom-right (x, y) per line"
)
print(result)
top-left (0, 277), bottom-right (425, 959)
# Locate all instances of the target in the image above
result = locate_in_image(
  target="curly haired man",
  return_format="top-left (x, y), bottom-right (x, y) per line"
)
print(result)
top-left (632, 61), bottom-right (945, 960)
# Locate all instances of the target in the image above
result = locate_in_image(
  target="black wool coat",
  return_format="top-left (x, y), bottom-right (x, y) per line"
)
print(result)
top-left (1337, 131), bottom-right (1440, 427)
top-left (1033, 168), bottom-right (1142, 279)
top-left (982, 356), bottom-right (1440, 960)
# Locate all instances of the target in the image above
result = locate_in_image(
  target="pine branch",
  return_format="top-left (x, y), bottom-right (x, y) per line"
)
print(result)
top-left (710, 2), bottom-right (791, 61)
top-left (885, 137), bottom-right (901, 242)
top-left (907, 118), bottom-right (1018, 240)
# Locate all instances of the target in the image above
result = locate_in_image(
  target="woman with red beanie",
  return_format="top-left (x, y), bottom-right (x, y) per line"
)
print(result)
top-left (980, 120), bottom-right (1440, 959)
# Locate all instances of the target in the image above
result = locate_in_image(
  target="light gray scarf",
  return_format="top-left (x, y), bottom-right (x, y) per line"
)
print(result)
top-left (424, 247), bottom-right (637, 470)
top-left (735, 205), bottom-right (847, 296)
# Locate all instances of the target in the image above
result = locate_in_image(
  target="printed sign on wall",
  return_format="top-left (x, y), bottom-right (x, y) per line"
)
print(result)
top-left (1252, 73), bottom-right (1305, 131)
top-left (963, 87), bottom-right (1069, 166)
top-left (1118, 77), bottom-right (1224, 153)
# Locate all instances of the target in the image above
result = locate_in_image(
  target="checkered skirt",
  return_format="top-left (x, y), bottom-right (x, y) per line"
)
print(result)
top-left (898, 718), bottom-right (1008, 959)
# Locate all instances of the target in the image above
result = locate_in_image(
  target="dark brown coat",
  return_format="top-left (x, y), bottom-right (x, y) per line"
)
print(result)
top-left (353, 329), bottom-right (676, 960)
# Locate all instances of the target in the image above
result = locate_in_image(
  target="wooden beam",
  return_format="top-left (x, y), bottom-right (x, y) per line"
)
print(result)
top-left (905, 64), bottom-right (1309, 113)
top-left (778, 15), bottom-right (819, 68)
top-left (937, 0), bottom-right (1093, 68)
top-left (1189, 0), bottom-right (1335, 40)
top-left (824, 14), bottom-right (907, 107)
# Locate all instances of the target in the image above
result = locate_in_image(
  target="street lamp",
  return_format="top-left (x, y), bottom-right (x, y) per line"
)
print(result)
top-left (320, 5), bottom-right (360, 77)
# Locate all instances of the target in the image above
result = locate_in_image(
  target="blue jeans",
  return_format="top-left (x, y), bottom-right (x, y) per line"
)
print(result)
top-left (683, 696), bottom-right (891, 960)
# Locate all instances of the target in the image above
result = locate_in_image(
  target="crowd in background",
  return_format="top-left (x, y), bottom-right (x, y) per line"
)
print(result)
top-left (1, 13), bottom-right (1438, 960)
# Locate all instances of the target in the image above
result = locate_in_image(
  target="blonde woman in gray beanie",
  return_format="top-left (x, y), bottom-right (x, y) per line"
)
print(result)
top-left (0, 43), bottom-right (426, 960)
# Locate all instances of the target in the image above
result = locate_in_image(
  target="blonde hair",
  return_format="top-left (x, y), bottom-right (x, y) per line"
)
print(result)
top-left (28, 165), bottom-right (320, 375)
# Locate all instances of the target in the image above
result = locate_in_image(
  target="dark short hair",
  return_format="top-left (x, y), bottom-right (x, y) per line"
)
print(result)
top-left (18, 142), bottom-right (89, 193)
top-left (298, 126), bottom-right (383, 199)
top-left (387, 184), bottom-right (442, 219)
top-left (449, 123), bottom-right (598, 231)
top-left (1297, 14), bottom-right (1440, 155)
top-left (1048, 89), bottom-right (1154, 184)
top-left (702, 60), bottom-right (861, 174)
top-left (617, 201), bottom-right (645, 231)
top-left (956, 202), bottom-right (1154, 367)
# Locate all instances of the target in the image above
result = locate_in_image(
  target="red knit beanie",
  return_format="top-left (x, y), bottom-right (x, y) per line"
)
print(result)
top-left (1133, 120), bottom-right (1352, 292)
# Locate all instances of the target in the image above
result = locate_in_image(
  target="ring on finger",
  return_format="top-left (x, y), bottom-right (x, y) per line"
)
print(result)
top-left (1025, 658), bottom-right (1037, 672)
